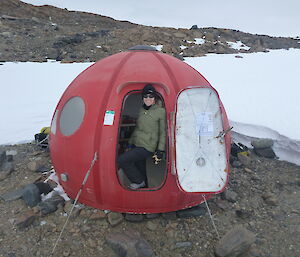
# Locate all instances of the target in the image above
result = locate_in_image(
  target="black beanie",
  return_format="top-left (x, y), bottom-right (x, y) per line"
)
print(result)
top-left (142, 84), bottom-right (156, 95)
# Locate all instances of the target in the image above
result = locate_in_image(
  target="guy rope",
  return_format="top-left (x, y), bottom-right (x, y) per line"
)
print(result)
top-left (51, 152), bottom-right (98, 256)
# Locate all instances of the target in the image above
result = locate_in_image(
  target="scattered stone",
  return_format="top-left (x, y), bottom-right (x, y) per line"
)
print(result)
top-left (27, 161), bottom-right (39, 171)
top-left (125, 213), bottom-right (144, 222)
top-left (89, 210), bottom-right (106, 220)
top-left (38, 195), bottom-right (65, 215)
top-left (6, 150), bottom-right (17, 156)
top-left (62, 248), bottom-right (71, 257)
top-left (231, 160), bottom-right (243, 168)
top-left (146, 221), bottom-right (158, 231)
top-left (262, 193), bottom-right (278, 206)
top-left (177, 205), bottom-right (206, 218)
top-left (162, 211), bottom-right (177, 220)
top-left (0, 158), bottom-right (15, 176)
top-left (34, 182), bottom-right (53, 195)
top-left (146, 213), bottom-right (160, 219)
top-left (251, 139), bottom-right (274, 149)
top-left (254, 147), bottom-right (276, 159)
top-left (106, 229), bottom-right (155, 257)
top-left (222, 190), bottom-right (238, 203)
top-left (190, 25), bottom-right (198, 30)
top-left (237, 152), bottom-right (251, 166)
top-left (174, 241), bottom-right (192, 248)
top-left (215, 225), bottom-right (256, 257)
top-left (215, 199), bottom-right (230, 210)
top-left (107, 212), bottom-right (124, 226)
top-left (235, 209), bottom-right (252, 219)
top-left (244, 168), bottom-right (253, 173)
top-left (15, 210), bottom-right (37, 229)
top-left (0, 150), bottom-right (6, 166)
top-left (36, 165), bottom-right (51, 173)
top-left (0, 187), bottom-right (24, 201)
top-left (21, 183), bottom-right (41, 207)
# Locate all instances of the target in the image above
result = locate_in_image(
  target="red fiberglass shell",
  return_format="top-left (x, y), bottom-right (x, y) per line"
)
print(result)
top-left (50, 48), bottom-right (231, 213)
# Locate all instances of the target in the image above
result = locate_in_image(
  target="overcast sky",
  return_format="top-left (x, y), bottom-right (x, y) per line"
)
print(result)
top-left (21, 0), bottom-right (300, 37)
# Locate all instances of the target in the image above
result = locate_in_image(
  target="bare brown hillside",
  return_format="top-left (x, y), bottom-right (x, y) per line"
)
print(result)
top-left (0, 0), bottom-right (299, 62)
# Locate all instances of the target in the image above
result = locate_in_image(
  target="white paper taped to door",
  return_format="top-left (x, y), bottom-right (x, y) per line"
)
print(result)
top-left (196, 112), bottom-right (213, 136)
top-left (104, 110), bottom-right (115, 125)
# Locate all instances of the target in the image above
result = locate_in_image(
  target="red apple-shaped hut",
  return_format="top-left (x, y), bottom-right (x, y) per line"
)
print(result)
top-left (50, 45), bottom-right (231, 214)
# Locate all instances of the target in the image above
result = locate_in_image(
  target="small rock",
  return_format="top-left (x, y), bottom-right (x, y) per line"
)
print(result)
top-left (15, 210), bottom-right (37, 229)
top-left (146, 221), bottom-right (158, 231)
top-left (215, 199), bottom-right (230, 210)
top-left (87, 238), bottom-right (97, 248)
top-left (262, 193), bottom-right (278, 206)
top-left (0, 187), bottom-right (24, 201)
top-left (231, 160), bottom-right (243, 168)
top-left (162, 211), bottom-right (177, 220)
top-left (27, 161), bottom-right (38, 171)
top-left (6, 253), bottom-right (17, 257)
top-left (125, 213), bottom-right (144, 222)
top-left (107, 212), bottom-right (124, 226)
top-left (244, 168), bottom-right (253, 173)
top-left (177, 205), bottom-right (206, 218)
top-left (34, 182), bottom-right (53, 195)
top-left (6, 150), bottom-right (17, 156)
top-left (215, 225), bottom-right (256, 257)
top-left (62, 249), bottom-right (71, 257)
top-left (235, 209), bottom-right (252, 219)
top-left (106, 229), bottom-right (155, 257)
top-left (222, 190), bottom-right (238, 203)
top-left (0, 150), bottom-right (6, 166)
top-left (22, 184), bottom-right (41, 207)
top-left (190, 25), bottom-right (198, 30)
top-left (237, 152), bottom-right (251, 166)
top-left (38, 195), bottom-right (65, 215)
top-left (89, 210), bottom-right (106, 220)
top-left (254, 147), bottom-right (276, 159)
top-left (146, 213), bottom-right (160, 219)
top-left (174, 241), bottom-right (192, 248)
top-left (1, 161), bottom-right (15, 173)
top-left (251, 139), bottom-right (274, 149)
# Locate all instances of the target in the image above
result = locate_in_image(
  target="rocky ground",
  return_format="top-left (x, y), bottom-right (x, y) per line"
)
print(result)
top-left (1, 0), bottom-right (300, 63)
top-left (1, 1), bottom-right (300, 257)
top-left (0, 142), bottom-right (299, 257)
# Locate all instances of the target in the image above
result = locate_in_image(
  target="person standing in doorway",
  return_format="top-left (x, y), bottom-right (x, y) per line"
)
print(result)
top-left (117, 84), bottom-right (166, 189)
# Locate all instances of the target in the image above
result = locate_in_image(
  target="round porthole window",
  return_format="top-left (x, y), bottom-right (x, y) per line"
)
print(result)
top-left (51, 110), bottom-right (58, 135)
top-left (59, 96), bottom-right (85, 136)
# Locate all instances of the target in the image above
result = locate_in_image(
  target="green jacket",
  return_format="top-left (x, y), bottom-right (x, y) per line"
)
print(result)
top-left (129, 104), bottom-right (166, 152)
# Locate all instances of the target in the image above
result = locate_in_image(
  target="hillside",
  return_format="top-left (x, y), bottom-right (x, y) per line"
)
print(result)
top-left (0, 0), bottom-right (300, 62)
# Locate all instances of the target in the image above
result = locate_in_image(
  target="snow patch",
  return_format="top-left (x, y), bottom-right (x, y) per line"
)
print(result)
top-left (227, 41), bottom-right (250, 50)
top-left (194, 38), bottom-right (205, 45)
top-left (151, 45), bottom-right (163, 51)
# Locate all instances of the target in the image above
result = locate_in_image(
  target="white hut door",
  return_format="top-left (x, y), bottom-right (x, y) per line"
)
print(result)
top-left (175, 87), bottom-right (228, 193)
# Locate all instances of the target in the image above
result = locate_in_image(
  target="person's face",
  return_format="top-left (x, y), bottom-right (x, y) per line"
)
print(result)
top-left (143, 94), bottom-right (155, 106)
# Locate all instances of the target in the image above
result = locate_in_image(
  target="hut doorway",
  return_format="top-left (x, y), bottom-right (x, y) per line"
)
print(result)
top-left (117, 91), bottom-right (167, 190)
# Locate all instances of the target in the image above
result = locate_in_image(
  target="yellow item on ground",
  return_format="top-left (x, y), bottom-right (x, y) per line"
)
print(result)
top-left (40, 127), bottom-right (50, 134)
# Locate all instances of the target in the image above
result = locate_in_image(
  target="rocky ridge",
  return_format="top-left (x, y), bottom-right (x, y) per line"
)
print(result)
top-left (0, 0), bottom-right (300, 63)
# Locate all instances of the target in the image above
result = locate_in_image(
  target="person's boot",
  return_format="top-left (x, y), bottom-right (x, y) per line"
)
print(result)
top-left (129, 181), bottom-right (145, 190)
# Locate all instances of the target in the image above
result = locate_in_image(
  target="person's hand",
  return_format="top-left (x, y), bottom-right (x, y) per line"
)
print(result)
top-left (152, 150), bottom-right (164, 164)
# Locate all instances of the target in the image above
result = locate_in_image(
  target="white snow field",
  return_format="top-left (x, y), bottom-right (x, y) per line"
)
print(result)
top-left (0, 49), bottom-right (299, 164)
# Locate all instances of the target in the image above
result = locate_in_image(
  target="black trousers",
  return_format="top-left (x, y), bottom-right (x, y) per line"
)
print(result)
top-left (117, 147), bottom-right (152, 185)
